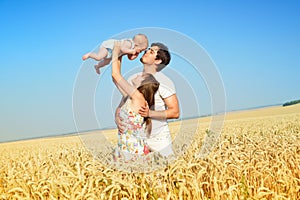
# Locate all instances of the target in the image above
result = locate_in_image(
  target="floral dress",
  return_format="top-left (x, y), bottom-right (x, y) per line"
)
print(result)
top-left (114, 98), bottom-right (149, 161)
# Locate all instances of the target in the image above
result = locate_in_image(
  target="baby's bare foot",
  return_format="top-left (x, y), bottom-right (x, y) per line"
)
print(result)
top-left (82, 53), bottom-right (89, 60)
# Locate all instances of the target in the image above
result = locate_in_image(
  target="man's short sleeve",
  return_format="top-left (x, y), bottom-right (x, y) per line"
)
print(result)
top-left (155, 72), bottom-right (176, 99)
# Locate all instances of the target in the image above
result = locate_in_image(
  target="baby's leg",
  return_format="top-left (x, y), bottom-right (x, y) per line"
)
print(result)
top-left (82, 47), bottom-right (108, 61)
top-left (94, 58), bottom-right (111, 74)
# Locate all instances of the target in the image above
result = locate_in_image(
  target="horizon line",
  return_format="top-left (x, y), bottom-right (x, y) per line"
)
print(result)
top-left (0, 102), bottom-right (287, 144)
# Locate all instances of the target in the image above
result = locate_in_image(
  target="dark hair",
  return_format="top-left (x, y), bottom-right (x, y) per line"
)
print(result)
top-left (151, 42), bottom-right (171, 71)
top-left (137, 73), bottom-right (159, 135)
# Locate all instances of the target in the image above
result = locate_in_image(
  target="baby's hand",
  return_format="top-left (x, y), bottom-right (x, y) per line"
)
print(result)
top-left (127, 52), bottom-right (139, 60)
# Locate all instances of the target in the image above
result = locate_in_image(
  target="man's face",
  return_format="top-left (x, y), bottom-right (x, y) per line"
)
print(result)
top-left (140, 46), bottom-right (159, 64)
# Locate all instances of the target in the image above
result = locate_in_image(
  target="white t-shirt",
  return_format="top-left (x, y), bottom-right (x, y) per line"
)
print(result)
top-left (100, 38), bottom-right (135, 59)
top-left (128, 71), bottom-right (176, 138)
top-left (101, 38), bottom-right (134, 49)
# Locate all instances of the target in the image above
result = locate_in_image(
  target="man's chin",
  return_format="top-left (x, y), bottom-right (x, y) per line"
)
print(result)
top-left (140, 57), bottom-right (145, 64)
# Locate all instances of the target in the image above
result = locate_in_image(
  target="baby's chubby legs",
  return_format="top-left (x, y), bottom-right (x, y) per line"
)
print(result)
top-left (94, 58), bottom-right (111, 74)
top-left (82, 47), bottom-right (108, 61)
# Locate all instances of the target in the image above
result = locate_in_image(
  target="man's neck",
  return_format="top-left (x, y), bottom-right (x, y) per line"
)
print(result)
top-left (143, 64), bottom-right (157, 74)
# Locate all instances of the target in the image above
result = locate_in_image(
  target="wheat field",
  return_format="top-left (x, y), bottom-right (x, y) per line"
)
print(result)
top-left (1, 104), bottom-right (300, 199)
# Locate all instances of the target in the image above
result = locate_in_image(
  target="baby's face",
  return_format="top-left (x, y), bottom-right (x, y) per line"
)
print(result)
top-left (133, 35), bottom-right (148, 53)
top-left (134, 45), bottom-right (147, 53)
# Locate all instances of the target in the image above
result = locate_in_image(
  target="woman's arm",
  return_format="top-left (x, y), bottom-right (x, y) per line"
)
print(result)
top-left (115, 96), bottom-right (127, 133)
top-left (111, 42), bottom-right (142, 99)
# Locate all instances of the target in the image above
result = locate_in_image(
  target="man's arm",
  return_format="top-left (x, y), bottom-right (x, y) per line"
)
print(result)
top-left (139, 94), bottom-right (180, 120)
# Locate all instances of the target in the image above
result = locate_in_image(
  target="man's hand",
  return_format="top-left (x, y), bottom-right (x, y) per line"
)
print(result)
top-left (139, 94), bottom-right (179, 120)
top-left (139, 103), bottom-right (150, 117)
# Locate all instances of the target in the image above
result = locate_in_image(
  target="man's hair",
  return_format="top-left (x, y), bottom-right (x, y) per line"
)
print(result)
top-left (151, 42), bottom-right (171, 71)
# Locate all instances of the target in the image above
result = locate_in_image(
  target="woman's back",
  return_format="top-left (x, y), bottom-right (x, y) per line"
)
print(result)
top-left (115, 98), bottom-right (148, 160)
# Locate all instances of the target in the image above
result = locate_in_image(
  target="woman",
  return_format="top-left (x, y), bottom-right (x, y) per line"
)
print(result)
top-left (111, 41), bottom-right (159, 161)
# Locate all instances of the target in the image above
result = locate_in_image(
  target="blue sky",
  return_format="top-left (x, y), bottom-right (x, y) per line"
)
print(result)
top-left (0, 0), bottom-right (299, 142)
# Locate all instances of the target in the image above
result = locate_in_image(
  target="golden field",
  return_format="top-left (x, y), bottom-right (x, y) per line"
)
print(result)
top-left (1, 104), bottom-right (300, 199)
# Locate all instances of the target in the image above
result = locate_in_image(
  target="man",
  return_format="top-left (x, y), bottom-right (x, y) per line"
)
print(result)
top-left (115, 42), bottom-right (179, 157)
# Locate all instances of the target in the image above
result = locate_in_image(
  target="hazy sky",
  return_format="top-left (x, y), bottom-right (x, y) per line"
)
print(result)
top-left (1, 0), bottom-right (299, 142)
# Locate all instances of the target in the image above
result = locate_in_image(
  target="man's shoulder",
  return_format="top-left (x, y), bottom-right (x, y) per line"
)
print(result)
top-left (128, 72), bottom-right (142, 81)
top-left (154, 72), bottom-right (174, 84)
top-left (154, 71), bottom-right (167, 78)
top-left (154, 72), bottom-right (176, 96)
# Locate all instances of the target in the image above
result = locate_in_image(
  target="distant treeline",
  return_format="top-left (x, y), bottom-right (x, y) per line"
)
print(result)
top-left (283, 99), bottom-right (300, 106)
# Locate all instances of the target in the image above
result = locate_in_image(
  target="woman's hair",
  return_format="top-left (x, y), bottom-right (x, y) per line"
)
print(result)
top-left (137, 73), bottom-right (160, 135)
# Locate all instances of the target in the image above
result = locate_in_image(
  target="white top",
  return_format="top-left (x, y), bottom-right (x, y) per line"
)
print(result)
top-left (100, 38), bottom-right (134, 50)
top-left (128, 71), bottom-right (176, 138)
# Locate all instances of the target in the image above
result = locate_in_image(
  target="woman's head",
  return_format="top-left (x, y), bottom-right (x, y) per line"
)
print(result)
top-left (137, 73), bottom-right (159, 109)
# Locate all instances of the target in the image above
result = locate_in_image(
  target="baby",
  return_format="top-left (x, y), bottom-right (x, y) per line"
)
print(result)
top-left (82, 34), bottom-right (148, 74)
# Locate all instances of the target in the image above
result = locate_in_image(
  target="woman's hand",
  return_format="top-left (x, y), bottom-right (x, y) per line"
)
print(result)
top-left (113, 41), bottom-right (121, 55)
top-left (115, 111), bottom-right (126, 134)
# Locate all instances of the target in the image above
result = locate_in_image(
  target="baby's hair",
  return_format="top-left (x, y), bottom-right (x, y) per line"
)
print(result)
top-left (133, 33), bottom-right (148, 41)
top-left (133, 34), bottom-right (149, 48)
